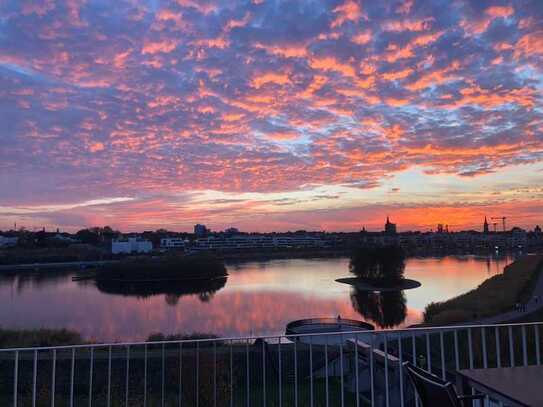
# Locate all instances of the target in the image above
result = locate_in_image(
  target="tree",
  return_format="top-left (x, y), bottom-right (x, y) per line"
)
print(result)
top-left (349, 245), bottom-right (405, 282)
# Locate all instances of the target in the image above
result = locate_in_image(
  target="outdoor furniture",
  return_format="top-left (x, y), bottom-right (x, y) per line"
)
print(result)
top-left (403, 362), bottom-right (485, 407)
top-left (457, 366), bottom-right (543, 406)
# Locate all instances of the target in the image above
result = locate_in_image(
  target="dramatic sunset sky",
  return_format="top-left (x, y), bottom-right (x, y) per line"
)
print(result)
top-left (0, 0), bottom-right (542, 232)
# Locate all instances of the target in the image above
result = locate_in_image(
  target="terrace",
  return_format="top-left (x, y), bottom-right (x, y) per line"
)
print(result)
top-left (1, 321), bottom-right (541, 406)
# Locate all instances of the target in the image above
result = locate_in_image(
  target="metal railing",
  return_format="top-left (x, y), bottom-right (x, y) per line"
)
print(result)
top-left (0, 321), bottom-right (541, 406)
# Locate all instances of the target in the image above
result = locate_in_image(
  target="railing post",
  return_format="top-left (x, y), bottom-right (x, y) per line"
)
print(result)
top-left (70, 348), bottom-right (75, 407)
top-left (399, 335), bottom-right (405, 407)
top-left (508, 325), bottom-right (515, 366)
top-left (536, 325), bottom-right (541, 365)
top-left (439, 331), bottom-right (446, 380)
top-left (32, 350), bottom-right (38, 407)
top-left (278, 336), bottom-right (282, 407)
top-left (246, 338), bottom-right (250, 407)
top-left (89, 347), bottom-right (94, 407)
top-left (482, 327), bottom-right (488, 369)
top-left (355, 333), bottom-right (359, 407)
top-left (51, 349), bottom-right (56, 407)
top-left (522, 325), bottom-right (528, 366)
top-left (495, 326), bottom-right (501, 368)
top-left (125, 346), bottom-right (130, 407)
top-left (384, 334), bottom-right (390, 407)
top-left (107, 346), bottom-right (112, 407)
top-left (162, 343), bottom-right (166, 407)
top-left (13, 350), bottom-right (18, 407)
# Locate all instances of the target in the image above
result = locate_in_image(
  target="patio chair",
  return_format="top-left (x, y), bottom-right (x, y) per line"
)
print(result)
top-left (403, 362), bottom-right (485, 407)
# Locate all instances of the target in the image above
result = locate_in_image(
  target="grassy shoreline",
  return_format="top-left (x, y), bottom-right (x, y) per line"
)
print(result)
top-left (423, 254), bottom-right (543, 326)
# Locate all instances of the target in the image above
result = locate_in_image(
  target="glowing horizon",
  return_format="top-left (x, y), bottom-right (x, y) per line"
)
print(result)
top-left (1, 0), bottom-right (542, 233)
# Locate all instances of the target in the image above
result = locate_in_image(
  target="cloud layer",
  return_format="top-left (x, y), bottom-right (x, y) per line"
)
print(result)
top-left (1, 0), bottom-right (542, 231)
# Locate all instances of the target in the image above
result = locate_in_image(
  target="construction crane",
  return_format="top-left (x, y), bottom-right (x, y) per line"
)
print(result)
top-left (491, 217), bottom-right (507, 232)
top-left (492, 222), bottom-right (498, 233)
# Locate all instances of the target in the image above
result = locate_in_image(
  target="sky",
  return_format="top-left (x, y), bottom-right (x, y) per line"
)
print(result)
top-left (0, 0), bottom-right (542, 233)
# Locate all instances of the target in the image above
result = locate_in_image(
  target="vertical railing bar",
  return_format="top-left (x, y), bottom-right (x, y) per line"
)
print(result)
top-left (440, 332), bottom-right (446, 380)
top-left (339, 334), bottom-right (344, 407)
top-left (482, 327), bottom-right (488, 369)
top-left (162, 344), bottom-right (166, 407)
top-left (425, 333), bottom-right (431, 372)
top-left (535, 325), bottom-right (541, 365)
top-left (384, 334), bottom-right (390, 407)
top-left (214, 341), bottom-right (217, 407)
top-left (125, 346), bottom-right (130, 407)
top-left (370, 334), bottom-right (375, 406)
top-left (309, 335), bottom-right (314, 407)
top-left (196, 342), bottom-right (199, 407)
top-left (468, 328), bottom-right (474, 369)
top-left (508, 325), bottom-right (515, 366)
top-left (32, 350), bottom-right (38, 407)
top-left (179, 342), bottom-right (183, 407)
top-left (246, 339), bottom-right (250, 407)
top-left (325, 335), bottom-right (329, 407)
top-left (70, 348), bottom-right (75, 407)
top-left (522, 325), bottom-right (528, 366)
top-left (89, 347), bottom-right (94, 407)
top-left (13, 350), bottom-right (18, 407)
top-left (495, 327), bottom-right (501, 368)
top-left (399, 336), bottom-right (404, 407)
top-left (126, 346), bottom-right (134, 407)
top-left (51, 349), bottom-right (56, 407)
top-left (355, 333), bottom-right (360, 407)
top-left (230, 340), bottom-right (233, 407)
top-left (144, 345), bottom-right (147, 407)
top-left (278, 336), bottom-right (282, 407)
top-left (454, 330), bottom-right (459, 370)
top-left (411, 333), bottom-right (416, 365)
top-left (262, 340), bottom-right (266, 407)
top-left (107, 346), bottom-right (112, 407)
top-left (294, 338), bottom-right (298, 407)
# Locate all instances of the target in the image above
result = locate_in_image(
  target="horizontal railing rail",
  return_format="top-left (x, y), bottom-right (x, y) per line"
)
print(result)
top-left (1, 321), bottom-right (541, 406)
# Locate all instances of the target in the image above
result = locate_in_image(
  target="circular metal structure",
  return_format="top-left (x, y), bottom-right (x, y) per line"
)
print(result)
top-left (286, 318), bottom-right (374, 345)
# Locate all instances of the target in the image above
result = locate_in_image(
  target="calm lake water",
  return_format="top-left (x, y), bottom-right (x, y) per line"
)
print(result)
top-left (0, 255), bottom-right (513, 342)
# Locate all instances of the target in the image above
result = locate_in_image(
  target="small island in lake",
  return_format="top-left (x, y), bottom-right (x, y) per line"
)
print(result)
top-left (336, 245), bottom-right (421, 291)
top-left (90, 254), bottom-right (228, 282)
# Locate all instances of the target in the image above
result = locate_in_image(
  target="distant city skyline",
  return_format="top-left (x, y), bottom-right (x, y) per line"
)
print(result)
top-left (1, 0), bottom-right (542, 233)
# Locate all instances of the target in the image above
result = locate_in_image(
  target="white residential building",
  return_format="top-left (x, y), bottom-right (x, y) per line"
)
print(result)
top-left (112, 237), bottom-right (153, 254)
top-left (160, 237), bottom-right (186, 249)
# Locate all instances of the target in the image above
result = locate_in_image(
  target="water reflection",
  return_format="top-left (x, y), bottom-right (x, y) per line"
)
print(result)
top-left (0, 271), bottom-right (72, 294)
top-left (350, 289), bottom-right (407, 328)
top-left (85, 276), bottom-right (228, 305)
top-left (0, 256), bottom-right (513, 341)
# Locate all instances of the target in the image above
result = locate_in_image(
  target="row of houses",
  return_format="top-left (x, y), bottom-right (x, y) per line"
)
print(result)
top-left (111, 234), bottom-right (326, 254)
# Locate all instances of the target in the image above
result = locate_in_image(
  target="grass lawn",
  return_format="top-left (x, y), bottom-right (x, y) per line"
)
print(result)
top-left (423, 255), bottom-right (543, 325)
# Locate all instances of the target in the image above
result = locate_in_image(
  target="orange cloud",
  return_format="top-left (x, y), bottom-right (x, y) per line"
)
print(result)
top-left (265, 130), bottom-right (300, 141)
top-left (331, 0), bottom-right (364, 28)
top-left (251, 72), bottom-right (291, 88)
top-left (142, 39), bottom-right (178, 54)
top-left (88, 142), bottom-right (105, 153)
top-left (351, 30), bottom-right (372, 45)
top-left (254, 43), bottom-right (308, 58)
top-left (382, 68), bottom-right (413, 81)
top-left (383, 18), bottom-right (434, 32)
top-left (309, 56), bottom-right (356, 78)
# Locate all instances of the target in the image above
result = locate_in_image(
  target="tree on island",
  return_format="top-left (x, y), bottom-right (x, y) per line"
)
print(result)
top-left (349, 245), bottom-right (406, 283)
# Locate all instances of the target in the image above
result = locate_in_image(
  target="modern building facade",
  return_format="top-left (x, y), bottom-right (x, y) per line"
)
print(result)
top-left (111, 237), bottom-right (153, 254)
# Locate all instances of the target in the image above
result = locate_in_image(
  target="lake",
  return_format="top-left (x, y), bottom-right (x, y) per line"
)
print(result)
top-left (0, 255), bottom-right (513, 342)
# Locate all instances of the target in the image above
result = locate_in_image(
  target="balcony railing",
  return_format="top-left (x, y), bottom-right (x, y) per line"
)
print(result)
top-left (0, 321), bottom-right (541, 406)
